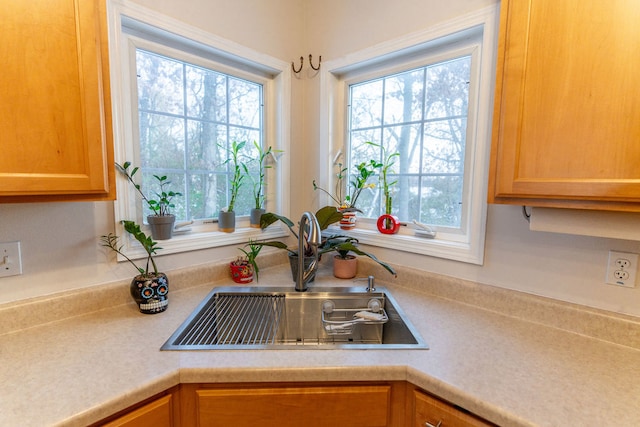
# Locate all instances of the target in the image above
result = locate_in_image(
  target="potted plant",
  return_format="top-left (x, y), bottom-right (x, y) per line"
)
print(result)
top-left (313, 160), bottom-right (380, 229)
top-left (116, 162), bottom-right (182, 240)
top-left (100, 220), bottom-right (169, 314)
top-left (219, 141), bottom-right (245, 233)
top-left (243, 141), bottom-right (281, 228)
top-left (326, 237), bottom-right (397, 279)
top-left (366, 142), bottom-right (400, 234)
top-left (229, 239), bottom-right (263, 283)
top-left (256, 207), bottom-right (396, 281)
top-left (256, 206), bottom-right (343, 281)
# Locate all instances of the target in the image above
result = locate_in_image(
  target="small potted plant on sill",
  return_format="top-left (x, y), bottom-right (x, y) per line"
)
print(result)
top-left (313, 160), bottom-right (380, 230)
top-left (100, 220), bottom-right (169, 314)
top-left (229, 239), bottom-right (263, 283)
top-left (326, 237), bottom-right (397, 279)
top-left (219, 141), bottom-right (246, 233)
top-left (116, 162), bottom-right (182, 240)
top-left (366, 142), bottom-right (400, 234)
top-left (243, 141), bottom-right (281, 228)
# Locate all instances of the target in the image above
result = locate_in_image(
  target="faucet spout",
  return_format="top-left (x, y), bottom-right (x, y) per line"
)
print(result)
top-left (296, 211), bottom-right (322, 292)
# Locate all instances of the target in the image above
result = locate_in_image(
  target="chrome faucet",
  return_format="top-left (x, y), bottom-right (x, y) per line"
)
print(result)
top-left (296, 211), bottom-right (322, 292)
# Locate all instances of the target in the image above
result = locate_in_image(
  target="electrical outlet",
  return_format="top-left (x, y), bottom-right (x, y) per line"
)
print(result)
top-left (606, 250), bottom-right (638, 288)
top-left (0, 241), bottom-right (23, 278)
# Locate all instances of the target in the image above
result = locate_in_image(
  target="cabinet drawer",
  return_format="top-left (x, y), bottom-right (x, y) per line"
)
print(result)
top-left (413, 390), bottom-right (493, 427)
top-left (196, 385), bottom-right (391, 426)
top-left (102, 394), bottom-right (173, 427)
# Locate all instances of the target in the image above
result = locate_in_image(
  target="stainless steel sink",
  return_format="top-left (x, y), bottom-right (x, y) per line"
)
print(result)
top-left (161, 286), bottom-right (428, 350)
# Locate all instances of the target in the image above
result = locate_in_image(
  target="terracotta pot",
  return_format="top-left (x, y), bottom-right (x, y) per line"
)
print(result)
top-left (147, 214), bottom-right (175, 240)
top-left (130, 273), bottom-right (169, 314)
top-left (333, 255), bottom-right (357, 279)
top-left (230, 262), bottom-right (254, 283)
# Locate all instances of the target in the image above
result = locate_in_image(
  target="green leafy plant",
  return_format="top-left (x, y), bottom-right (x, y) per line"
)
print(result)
top-left (242, 141), bottom-right (281, 210)
top-left (256, 206), bottom-right (343, 256)
top-left (234, 239), bottom-right (263, 281)
top-left (313, 160), bottom-right (380, 211)
top-left (116, 162), bottom-right (182, 216)
top-left (328, 237), bottom-right (396, 277)
top-left (365, 142), bottom-right (399, 216)
top-left (256, 207), bottom-right (396, 277)
top-left (221, 141), bottom-right (246, 212)
top-left (100, 220), bottom-right (161, 276)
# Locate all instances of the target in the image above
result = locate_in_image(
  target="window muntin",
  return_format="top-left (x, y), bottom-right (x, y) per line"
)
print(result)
top-left (348, 56), bottom-right (470, 228)
top-left (135, 49), bottom-right (264, 222)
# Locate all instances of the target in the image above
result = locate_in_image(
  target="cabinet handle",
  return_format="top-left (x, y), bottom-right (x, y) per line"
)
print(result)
top-left (425, 421), bottom-right (442, 427)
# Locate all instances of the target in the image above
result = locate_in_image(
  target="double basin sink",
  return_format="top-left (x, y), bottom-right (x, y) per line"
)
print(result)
top-left (162, 285), bottom-right (428, 350)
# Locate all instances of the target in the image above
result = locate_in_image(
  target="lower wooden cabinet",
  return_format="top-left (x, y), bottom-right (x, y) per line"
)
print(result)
top-left (98, 392), bottom-right (176, 427)
top-left (410, 388), bottom-right (495, 427)
top-left (95, 382), bottom-right (495, 427)
top-left (180, 382), bottom-right (406, 426)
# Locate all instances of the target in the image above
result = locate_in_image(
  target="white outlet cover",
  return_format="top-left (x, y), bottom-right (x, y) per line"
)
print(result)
top-left (606, 250), bottom-right (638, 288)
top-left (0, 241), bottom-right (22, 278)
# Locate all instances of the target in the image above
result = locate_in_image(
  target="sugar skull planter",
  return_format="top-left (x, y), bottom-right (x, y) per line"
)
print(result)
top-left (100, 221), bottom-right (169, 315)
top-left (131, 273), bottom-right (169, 314)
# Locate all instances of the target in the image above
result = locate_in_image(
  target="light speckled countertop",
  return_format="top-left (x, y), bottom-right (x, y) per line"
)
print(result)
top-left (1, 257), bottom-right (640, 427)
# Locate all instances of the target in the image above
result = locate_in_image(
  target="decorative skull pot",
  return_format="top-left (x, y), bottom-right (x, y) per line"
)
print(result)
top-left (130, 273), bottom-right (169, 314)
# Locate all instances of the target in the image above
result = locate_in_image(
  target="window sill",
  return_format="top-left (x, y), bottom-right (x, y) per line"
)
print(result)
top-left (327, 224), bottom-right (484, 265)
top-left (119, 223), bottom-right (288, 261)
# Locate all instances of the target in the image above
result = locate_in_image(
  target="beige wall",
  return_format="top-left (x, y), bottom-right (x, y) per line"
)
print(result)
top-left (1, 0), bottom-right (640, 317)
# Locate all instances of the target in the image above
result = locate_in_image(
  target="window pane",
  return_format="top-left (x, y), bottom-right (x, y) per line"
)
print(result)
top-left (419, 175), bottom-right (463, 227)
top-left (187, 120), bottom-right (226, 171)
top-left (185, 66), bottom-right (227, 122)
top-left (383, 69), bottom-right (424, 125)
top-left (423, 118), bottom-right (466, 174)
top-left (137, 51), bottom-right (184, 115)
top-left (229, 77), bottom-right (261, 128)
top-left (425, 57), bottom-right (470, 120)
top-left (139, 112), bottom-right (185, 169)
top-left (350, 79), bottom-right (383, 129)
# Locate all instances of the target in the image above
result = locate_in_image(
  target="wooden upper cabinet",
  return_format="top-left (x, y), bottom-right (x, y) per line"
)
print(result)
top-left (0, 0), bottom-right (114, 202)
top-left (489, 0), bottom-right (640, 211)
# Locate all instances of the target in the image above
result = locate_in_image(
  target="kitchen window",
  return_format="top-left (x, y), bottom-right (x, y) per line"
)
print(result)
top-left (135, 48), bottom-right (264, 221)
top-left (110, 5), bottom-right (289, 259)
top-left (318, 7), bottom-right (497, 264)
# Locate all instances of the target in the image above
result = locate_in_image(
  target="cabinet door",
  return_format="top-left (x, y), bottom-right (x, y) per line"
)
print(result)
top-left (102, 394), bottom-right (174, 427)
top-left (194, 384), bottom-right (392, 427)
top-left (0, 0), bottom-right (114, 201)
top-left (489, 0), bottom-right (640, 211)
top-left (412, 390), bottom-right (493, 427)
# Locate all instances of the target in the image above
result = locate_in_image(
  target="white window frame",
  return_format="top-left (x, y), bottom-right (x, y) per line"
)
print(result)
top-left (108, 1), bottom-right (290, 259)
top-left (318, 6), bottom-right (498, 265)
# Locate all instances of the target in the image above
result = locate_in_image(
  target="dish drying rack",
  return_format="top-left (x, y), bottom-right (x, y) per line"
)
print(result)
top-left (322, 306), bottom-right (389, 336)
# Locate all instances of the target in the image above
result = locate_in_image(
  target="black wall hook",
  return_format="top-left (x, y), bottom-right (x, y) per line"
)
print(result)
top-left (309, 54), bottom-right (321, 71)
top-left (291, 54), bottom-right (322, 74)
top-left (291, 56), bottom-right (303, 73)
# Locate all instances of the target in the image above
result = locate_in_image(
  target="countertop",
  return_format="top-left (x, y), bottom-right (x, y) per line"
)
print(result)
top-left (1, 259), bottom-right (640, 427)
